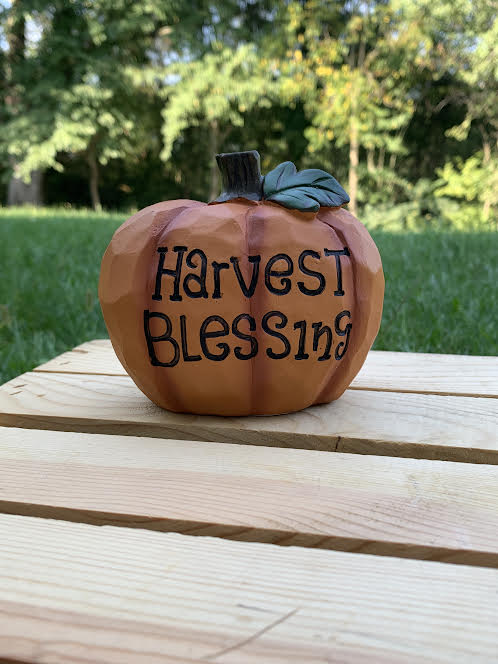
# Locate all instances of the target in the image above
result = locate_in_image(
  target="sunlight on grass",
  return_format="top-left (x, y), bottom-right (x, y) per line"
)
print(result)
top-left (0, 205), bottom-right (129, 223)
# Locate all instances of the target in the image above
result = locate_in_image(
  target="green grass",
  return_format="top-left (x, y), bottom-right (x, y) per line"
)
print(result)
top-left (372, 230), bottom-right (497, 355)
top-left (1, 206), bottom-right (497, 385)
top-left (1, 207), bottom-right (126, 385)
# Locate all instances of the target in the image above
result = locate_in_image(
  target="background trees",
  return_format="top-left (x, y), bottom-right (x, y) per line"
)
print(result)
top-left (0, 0), bottom-right (496, 227)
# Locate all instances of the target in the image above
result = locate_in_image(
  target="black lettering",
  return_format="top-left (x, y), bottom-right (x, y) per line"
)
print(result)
top-left (180, 315), bottom-right (201, 361)
top-left (212, 261), bottom-right (230, 299)
top-left (293, 320), bottom-right (309, 360)
top-left (200, 315), bottom-right (230, 361)
top-left (265, 253), bottom-right (293, 295)
top-left (143, 310), bottom-right (180, 367)
top-left (230, 255), bottom-right (261, 297)
top-left (183, 249), bottom-right (208, 299)
top-left (262, 311), bottom-right (290, 359)
top-left (334, 310), bottom-right (352, 360)
top-left (324, 247), bottom-right (350, 296)
top-left (152, 246), bottom-right (187, 302)
top-left (312, 322), bottom-right (333, 361)
top-left (232, 314), bottom-right (258, 360)
top-left (297, 250), bottom-right (325, 296)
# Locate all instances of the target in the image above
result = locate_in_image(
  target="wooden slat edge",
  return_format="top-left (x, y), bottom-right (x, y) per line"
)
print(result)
top-left (2, 514), bottom-right (498, 663)
top-left (32, 339), bottom-right (498, 398)
top-left (2, 427), bottom-right (498, 567)
top-left (1, 371), bottom-right (497, 464)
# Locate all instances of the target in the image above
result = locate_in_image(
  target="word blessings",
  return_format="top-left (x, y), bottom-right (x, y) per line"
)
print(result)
top-left (144, 246), bottom-right (353, 367)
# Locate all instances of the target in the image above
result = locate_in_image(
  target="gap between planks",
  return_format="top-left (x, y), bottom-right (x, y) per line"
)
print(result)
top-left (1, 513), bottom-right (498, 663)
top-left (33, 339), bottom-right (498, 399)
top-left (0, 370), bottom-right (497, 464)
top-left (2, 427), bottom-right (498, 568)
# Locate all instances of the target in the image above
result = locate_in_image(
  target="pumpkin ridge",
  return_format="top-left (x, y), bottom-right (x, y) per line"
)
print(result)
top-left (315, 217), bottom-right (357, 404)
top-left (315, 208), bottom-right (384, 404)
top-left (146, 203), bottom-right (204, 413)
top-left (244, 203), bottom-right (259, 415)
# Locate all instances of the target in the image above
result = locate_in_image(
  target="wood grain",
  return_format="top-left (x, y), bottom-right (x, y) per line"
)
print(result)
top-left (1, 371), bottom-right (497, 463)
top-left (2, 426), bottom-right (498, 566)
top-left (34, 339), bottom-right (498, 398)
top-left (1, 514), bottom-right (498, 663)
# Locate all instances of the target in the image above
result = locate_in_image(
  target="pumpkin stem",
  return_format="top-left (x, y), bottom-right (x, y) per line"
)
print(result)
top-left (213, 150), bottom-right (263, 203)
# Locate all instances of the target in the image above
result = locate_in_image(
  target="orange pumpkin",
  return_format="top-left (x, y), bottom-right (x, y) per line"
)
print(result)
top-left (99, 151), bottom-right (384, 416)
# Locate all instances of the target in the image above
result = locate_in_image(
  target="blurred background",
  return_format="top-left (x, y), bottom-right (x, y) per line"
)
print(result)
top-left (0, 0), bottom-right (497, 383)
top-left (2, 0), bottom-right (497, 226)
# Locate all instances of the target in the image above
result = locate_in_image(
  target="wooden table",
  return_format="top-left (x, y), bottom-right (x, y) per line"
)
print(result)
top-left (0, 340), bottom-right (497, 662)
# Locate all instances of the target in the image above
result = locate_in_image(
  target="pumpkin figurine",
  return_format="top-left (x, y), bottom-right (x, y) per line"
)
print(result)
top-left (99, 150), bottom-right (384, 416)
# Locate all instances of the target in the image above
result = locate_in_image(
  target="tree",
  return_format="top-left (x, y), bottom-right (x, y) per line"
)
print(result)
top-left (2, 0), bottom-right (43, 205)
top-left (275, 0), bottom-right (425, 214)
top-left (442, 3), bottom-right (497, 223)
top-left (1, 0), bottom-right (494, 221)
top-left (161, 43), bottom-right (279, 199)
top-left (2, 0), bottom-right (176, 209)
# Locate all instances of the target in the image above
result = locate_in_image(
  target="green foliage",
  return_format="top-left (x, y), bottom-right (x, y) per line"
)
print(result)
top-left (363, 172), bottom-right (498, 231)
top-left (161, 44), bottom-right (277, 162)
top-left (436, 154), bottom-right (498, 228)
top-left (1, 0), bottom-right (178, 205)
top-left (0, 0), bottom-right (496, 224)
top-left (363, 180), bottom-right (442, 231)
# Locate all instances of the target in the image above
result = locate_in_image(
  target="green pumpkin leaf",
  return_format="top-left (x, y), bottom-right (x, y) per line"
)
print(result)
top-left (263, 162), bottom-right (350, 212)
top-left (263, 161), bottom-right (297, 195)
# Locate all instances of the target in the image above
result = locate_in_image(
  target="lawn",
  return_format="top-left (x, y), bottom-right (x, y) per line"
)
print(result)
top-left (1, 206), bottom-right (497, 385)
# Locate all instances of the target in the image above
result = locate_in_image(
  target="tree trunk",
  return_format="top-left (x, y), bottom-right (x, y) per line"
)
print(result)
top-left (482, 137), bottom-right (491, 223)
top-left (87, 145), bottom-right (102, 211)
top-left (209, 121), bottom-right (220, 201)
top-left (377, 147), bottom-right (385, 170)
top-left (367, 149), bottom-right (375, 173)
top-left (5, 1), bottom-right (44, 206)
top-left (7, 168), bottom-right (43, 206)
top-left (348, 117), bottom-right (359, 216)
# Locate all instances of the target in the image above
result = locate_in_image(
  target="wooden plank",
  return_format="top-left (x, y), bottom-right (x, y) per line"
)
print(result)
top-left (1, 514), bottom-right (498, 663)
top-left (2, 427), bottom-right (498, 567)
top-left (35, 339), bottom-right (122, 375)
top-left (34, 339), bottom-right (498, 398)
top-left (356, 349), bottom-right (498, 398)
top-left (1, 371), bottom-right (497, 463)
